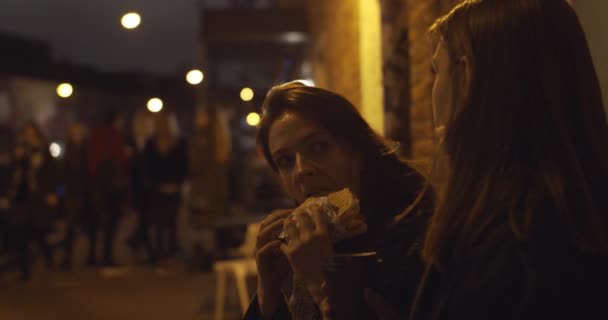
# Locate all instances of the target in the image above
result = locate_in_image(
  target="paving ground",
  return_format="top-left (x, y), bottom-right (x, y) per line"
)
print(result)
top-left (0, 212), bottom-right (252, 320)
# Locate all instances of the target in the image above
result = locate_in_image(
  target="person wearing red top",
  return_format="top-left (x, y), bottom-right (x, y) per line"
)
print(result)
top-left (86, 108), bottom-right (129, 267)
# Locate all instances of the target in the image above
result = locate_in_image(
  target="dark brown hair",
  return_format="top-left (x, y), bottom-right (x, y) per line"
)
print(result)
top-left (425, 0), bottom-right (608, 267)
top-left (257, 81), bottom-right (430, 229)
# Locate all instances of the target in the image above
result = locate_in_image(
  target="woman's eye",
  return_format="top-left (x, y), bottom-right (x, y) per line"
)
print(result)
top-left (275, 155), bottom-right (294, 169)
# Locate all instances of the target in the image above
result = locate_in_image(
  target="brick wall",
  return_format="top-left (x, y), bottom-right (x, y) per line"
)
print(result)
top-left (307, 0), bottom-right (460, 166)
top-left (407, 0), bottom-right (443, 165)
top-left (307, 0), bottom-right (384, 133)
top-left (378, 0), bottom-right (459, 182)
top-left (381, 0), bottom-right (412, 154)
top-left (380, 0), bottom-right (460, 154)
top-left (308, 0), bottom-right (362, 109)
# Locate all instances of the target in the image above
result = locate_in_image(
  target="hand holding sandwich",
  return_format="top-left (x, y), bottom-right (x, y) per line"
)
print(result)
top-left (255, 209), bottom-right (293, 317)
top-left (280, 203), bottom-right (333, 302)
top-left (278, 188), bottom-right (367, 300)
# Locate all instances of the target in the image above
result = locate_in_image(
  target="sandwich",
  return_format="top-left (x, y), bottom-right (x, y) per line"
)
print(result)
top-left (279, 188), bottom-right (367, 243)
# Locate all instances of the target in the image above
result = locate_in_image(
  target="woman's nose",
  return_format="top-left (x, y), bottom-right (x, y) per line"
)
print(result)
top-left (294, 153), bottom-right (316, 179)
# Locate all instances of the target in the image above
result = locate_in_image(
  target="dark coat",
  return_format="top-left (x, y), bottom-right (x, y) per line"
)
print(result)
top-left (144, 138), bottom-right (187, 224)
top-left (62, 142), bottom-right (89, 222)
top-left (9, 146), bottom-right (60, 227)
top-left (127, 136), bottom-right (149, 213)
top-left (411, 223), bottom-right (608, 320)
top-left (0, 125), bottom-right (14, 198)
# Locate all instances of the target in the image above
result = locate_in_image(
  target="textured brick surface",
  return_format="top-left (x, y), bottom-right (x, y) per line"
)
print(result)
top-left (308, 0), bottom-right (362, 109)
top-left (307, 0), bottom-right (461, 162)
top-left (406, 0), bottom-right (438, 160)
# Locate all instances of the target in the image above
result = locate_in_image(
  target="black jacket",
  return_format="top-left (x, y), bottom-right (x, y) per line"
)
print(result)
top-left (411, 224), bottom-right (608, 320)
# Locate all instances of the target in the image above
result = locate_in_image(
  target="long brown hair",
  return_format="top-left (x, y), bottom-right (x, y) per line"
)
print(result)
top-left (258, 81), bottom-right (431, 229)
top-left (424, 0), bottom-right (608, 268)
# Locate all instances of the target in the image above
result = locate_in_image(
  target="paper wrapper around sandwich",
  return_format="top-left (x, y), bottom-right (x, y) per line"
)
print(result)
top-left (278, 189), bottom-right (367, 243)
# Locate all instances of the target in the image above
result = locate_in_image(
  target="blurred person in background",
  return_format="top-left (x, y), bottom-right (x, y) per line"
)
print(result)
top-left (0, 122), bottom-right (13, 209)
top-left (86, 108), bottom-right (129, 267)
top-left (186, 107), bottom-right (231, 270)
top-left (60, 121), bottom-right (89, 271)
top-left (6, 121), bottom-right (60, 281)
top-left (144, 111), bottom-right (187, 264)
top-left (126, 109), bottom-right (155, 258)
top-left (0, 121), bottom-right (14, 270)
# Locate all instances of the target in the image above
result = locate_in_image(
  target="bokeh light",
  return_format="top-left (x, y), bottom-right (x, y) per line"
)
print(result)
top-left (240, 87), bottom-right (254, 102)
top-left (246, 112), bottom-right (261, 126)
top-left (147, 98), bottom-right (163, 113)
top-left (121, 12), bottom-right (141, 29)
top-left (186, 69), bottom-right (204, 85)
top-left (56, 83), bottom-right (73, 98)
top-left (49, 142), bottom-right (62, 158)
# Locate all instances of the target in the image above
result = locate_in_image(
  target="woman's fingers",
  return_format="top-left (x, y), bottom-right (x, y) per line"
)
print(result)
top-left (257, 218), bottom-right (286, 247)
top-left (309, 205), bottom-right (331, 234)
top-left (260, 209), bottom-right (292, 230)
top-left (257, 209), bottom-right (292, 248)
top-left (257, 240), bottom-right (282, 257)
top-left (293, 211), bottom-right (315, 238)
top-left (283, 217), bottom-right (300, 245)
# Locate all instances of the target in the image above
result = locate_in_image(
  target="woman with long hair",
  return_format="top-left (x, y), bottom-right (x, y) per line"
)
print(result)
top-left (245, 81), bottom-right (433, 319)
top-left (408, 0), bottom-right (608, 319)
top-left (144, 111), bottom-right (187, 264)
top-left (126, 109), bottom-right (154, 255)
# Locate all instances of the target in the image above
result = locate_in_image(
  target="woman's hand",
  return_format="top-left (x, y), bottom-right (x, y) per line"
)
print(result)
top-left (280, 204), bottom-right (333, 300)
top-left (255, 209), bottom-right (292, 317)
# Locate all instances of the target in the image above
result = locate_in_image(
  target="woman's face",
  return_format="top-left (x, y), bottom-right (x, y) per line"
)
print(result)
top-left (268, 111), bottom-right (362, 204)
top-left (431, 41), bottom-right (454, 140)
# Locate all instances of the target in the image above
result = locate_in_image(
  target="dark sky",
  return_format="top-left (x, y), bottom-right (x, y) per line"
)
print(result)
top-left (0, 0), bottom-right (200, 74)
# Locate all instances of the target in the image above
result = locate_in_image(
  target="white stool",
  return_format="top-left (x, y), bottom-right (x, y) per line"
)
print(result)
top-left (213, 223), bottom-right (260, 320)
top-left (213, 258), bottom-right (258, 320)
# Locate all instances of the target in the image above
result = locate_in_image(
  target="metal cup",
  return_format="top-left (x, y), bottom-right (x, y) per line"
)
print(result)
top-left (322, 252), bottom-right (380, 320)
